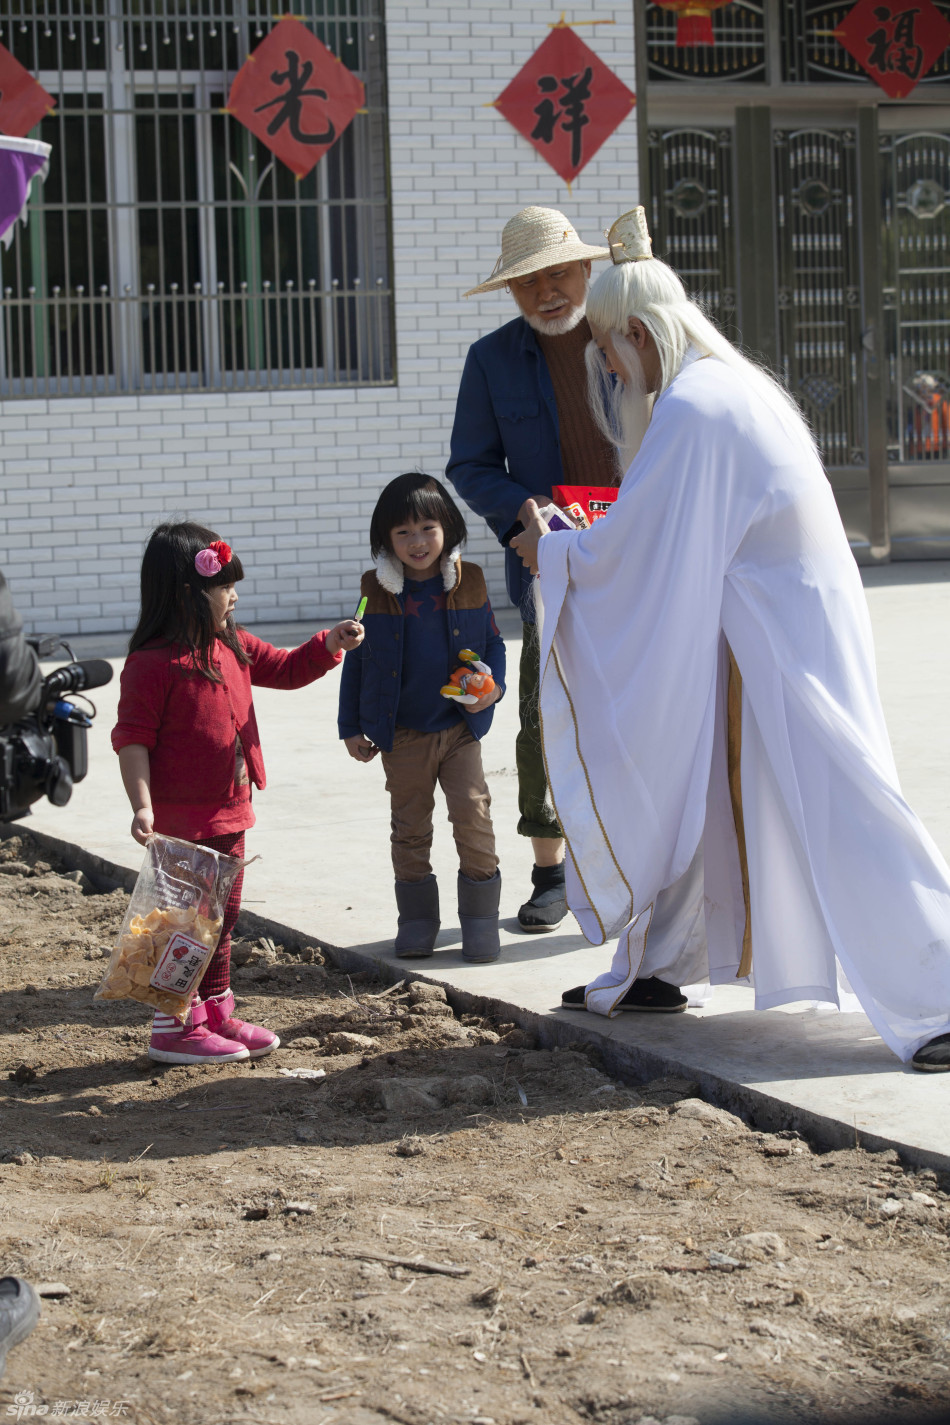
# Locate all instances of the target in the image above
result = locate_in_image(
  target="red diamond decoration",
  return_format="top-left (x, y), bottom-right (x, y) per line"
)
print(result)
top-left (0, 41), bottom-right (55, 137)
top-left (834, 0), bottom-right (950, 99)
top-left (494, 25), bottom-right (635, 186)
top-left (226, 17), bottom-right (364, 179)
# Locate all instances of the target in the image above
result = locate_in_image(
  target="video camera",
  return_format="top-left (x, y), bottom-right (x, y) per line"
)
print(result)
top-left (0, 636), bottom-right (113, 821)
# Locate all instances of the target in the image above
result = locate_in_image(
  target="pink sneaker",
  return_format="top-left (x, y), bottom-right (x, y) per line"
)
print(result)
top-left (148, 1000), bottom-right (250, 1065)
top-left (204, 989), bottom-right (280, 1060)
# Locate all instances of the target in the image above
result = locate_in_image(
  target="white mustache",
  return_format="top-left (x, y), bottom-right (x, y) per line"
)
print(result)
top-left (538, 299), bottom-right (568, 312)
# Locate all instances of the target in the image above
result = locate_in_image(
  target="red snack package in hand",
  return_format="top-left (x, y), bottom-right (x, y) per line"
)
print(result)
top-left (552, 484), bottom-right (619, 525)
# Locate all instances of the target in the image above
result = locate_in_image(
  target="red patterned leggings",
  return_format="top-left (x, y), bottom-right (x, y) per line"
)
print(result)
top-left (196, 831), bottom-right (245, 999)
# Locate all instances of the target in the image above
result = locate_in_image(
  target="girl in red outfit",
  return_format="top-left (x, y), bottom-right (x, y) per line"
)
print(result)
top-left (113, 521), bottom-right (363, 1066)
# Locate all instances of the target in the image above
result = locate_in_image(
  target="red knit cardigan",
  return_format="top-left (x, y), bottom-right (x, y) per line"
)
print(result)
top-left (112, 630), bottom-right (341, 839)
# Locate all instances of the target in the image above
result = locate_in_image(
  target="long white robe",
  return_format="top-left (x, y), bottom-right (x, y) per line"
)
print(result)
top-left (536, 352), bottom-right (950, 1062)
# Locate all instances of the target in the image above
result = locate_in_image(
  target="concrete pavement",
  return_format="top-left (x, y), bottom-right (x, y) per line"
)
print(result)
top-left (17, 561), bottom-right (950, 1170)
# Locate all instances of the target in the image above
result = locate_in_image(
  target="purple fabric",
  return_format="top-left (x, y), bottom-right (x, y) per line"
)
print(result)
top-left (0, 149), bottom-right (48, 245)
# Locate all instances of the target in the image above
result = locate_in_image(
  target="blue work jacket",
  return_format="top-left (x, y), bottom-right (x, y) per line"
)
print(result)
top-left (338, 558), bottom-right (506, 755)
top-left (446, 316), bottom-right (566, 618)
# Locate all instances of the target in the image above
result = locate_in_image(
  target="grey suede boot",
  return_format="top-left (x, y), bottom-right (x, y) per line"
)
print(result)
top-left (458, 870), bottom-right (501, 963)
top-left (394, 875), bottom-right (440, 958)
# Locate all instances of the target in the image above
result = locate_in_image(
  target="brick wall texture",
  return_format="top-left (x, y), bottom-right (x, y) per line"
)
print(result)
top-left (0, 3), bottom-right (638, 635)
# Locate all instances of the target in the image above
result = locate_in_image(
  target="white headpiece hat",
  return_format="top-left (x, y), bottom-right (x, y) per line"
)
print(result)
top-left (464, 205), bottom-right (610, 297)
top-left (606, 205), bottom-right (654, 264)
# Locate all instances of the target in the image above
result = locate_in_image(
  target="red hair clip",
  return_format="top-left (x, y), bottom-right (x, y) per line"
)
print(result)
top-left (194, 540), bottom-right (232, 577)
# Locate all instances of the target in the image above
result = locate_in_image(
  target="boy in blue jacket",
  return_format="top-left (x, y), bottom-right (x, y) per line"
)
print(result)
top-left (339, 472), bottom-right (506, 963)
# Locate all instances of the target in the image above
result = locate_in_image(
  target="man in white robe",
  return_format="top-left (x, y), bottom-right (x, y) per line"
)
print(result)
top-left (511, 206), bottom-right (950, 1071)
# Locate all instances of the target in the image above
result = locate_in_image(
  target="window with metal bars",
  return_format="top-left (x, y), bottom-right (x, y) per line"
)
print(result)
top-left (0, 1), bottom-right (393, 398)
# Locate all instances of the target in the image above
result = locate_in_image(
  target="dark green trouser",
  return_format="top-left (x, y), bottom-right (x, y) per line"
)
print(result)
top-left (516, 620), bottom-right (563, 840)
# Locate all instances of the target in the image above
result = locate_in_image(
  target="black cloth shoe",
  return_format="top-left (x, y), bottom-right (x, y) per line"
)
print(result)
top-left (517, 862), bottom-right (567, 932)
top-left (561, 975), bottom-right (688, 1013)
top-left (911, 1032), bottom-right (950, 1072)
top-left (0, 1277), bottom-right (40, 1381)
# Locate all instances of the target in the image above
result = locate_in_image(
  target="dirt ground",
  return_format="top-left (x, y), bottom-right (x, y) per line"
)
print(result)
top-left (1, 831), bottom-right (949, 1425)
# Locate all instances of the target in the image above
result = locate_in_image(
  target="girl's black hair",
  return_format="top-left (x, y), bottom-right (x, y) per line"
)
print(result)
top-left (129, 521), bottom-right (250, 681)
top-left (369, 472), bottom-right (468, 560)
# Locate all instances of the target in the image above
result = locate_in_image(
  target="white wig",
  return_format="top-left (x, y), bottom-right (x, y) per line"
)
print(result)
top-left (585, 256), bottom-right (812, 446)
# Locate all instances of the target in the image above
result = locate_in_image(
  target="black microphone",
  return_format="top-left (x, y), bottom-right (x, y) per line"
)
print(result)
top-left (43, 660), bottom-right (114, 699)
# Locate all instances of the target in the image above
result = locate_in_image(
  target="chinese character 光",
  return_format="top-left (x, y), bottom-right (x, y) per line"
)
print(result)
top-left (254, 49), bottom-right (335, 146)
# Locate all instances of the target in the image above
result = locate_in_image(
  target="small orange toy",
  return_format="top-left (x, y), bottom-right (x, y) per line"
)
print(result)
top-left (441, 648), bottom-right (495, 705)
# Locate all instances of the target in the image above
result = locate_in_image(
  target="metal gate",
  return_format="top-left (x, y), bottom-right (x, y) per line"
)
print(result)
top-left (774, 127), bottom-right (865, 469)
top-left (880, 127), bottom-right (950, 554)
top-left (647, 112), bottom-right (950, 559)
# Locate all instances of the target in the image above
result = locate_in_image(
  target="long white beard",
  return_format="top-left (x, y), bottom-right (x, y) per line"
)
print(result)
top-left (531, 570), bottom-right (544, 646)
top-left (585, 335), bottom-right (654, 475)
top-left (615, 352), bottom-right (654, 471)
top-left (525, 303), bottom-right (587, 338)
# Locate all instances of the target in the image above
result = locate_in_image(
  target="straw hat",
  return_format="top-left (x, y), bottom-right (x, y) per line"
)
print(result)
top-left (464, 206), bottom-right (611, 297)
top-left (606, 205), bottom-right (653, 264)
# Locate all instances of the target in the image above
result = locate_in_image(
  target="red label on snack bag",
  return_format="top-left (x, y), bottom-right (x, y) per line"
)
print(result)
top-left (553, 485), bottom-right (618, 524)
top-left (150, 931), bottom-right (211, 998)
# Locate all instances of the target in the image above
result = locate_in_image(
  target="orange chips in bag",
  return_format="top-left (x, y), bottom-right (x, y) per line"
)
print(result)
top-left (96, 834), bottom-right (248, 1020)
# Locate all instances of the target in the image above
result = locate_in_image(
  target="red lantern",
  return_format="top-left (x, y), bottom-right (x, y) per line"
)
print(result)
top-left (654, 1), bottom-right (733, 47)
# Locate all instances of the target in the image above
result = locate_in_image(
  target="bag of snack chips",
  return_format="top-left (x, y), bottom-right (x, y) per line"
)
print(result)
top-left (95, 834), bottom-right (250, 1019)
top-left (552, 484), bottom-right (619, 525)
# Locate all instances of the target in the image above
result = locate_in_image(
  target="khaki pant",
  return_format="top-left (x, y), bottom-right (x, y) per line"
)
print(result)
top-left (381, 722), bottom-right (498, 883)
top-left (516, 621), bottom-right (563, 839)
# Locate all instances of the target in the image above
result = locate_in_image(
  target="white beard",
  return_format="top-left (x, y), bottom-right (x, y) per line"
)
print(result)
top-left (585, 334), bottom-right (655, 474)
top-left (525, 303), bottom-right (587, 338)
top-left (615, 347), bottom-right (654, 470)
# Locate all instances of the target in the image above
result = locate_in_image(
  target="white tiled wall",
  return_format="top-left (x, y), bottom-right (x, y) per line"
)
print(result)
top-left (0, 3), bottom-right (638, 635)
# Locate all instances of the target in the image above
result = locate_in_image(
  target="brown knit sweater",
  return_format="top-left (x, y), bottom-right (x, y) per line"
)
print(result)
top-left (536, 319), bottom-right (621, 489)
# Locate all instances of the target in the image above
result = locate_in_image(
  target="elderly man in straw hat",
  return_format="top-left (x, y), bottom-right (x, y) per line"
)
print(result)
top-left (446, 206), bottom-right (620, 937)
top-left (510, 204), bottom-right (950, 1070)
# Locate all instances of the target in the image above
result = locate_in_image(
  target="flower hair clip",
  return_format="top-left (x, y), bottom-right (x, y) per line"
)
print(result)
top-left (194, 540), bottom-right (232, 577)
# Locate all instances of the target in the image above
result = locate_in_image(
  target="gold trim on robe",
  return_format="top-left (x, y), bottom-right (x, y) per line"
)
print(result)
top-left (727, 646), bottom-right (753, 979)
top-left (536, 545), bottom-right (635, 943)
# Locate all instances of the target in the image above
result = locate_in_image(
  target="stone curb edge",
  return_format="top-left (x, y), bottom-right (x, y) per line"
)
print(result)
top-left (3, 820), bottom-right (947, 1172)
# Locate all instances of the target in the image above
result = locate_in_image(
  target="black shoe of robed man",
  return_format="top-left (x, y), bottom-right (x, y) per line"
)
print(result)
top-left (0, 1277), bottom-right (41, 1381)
top-left (561, 976), bottom-right (688, 1013)
top-left (911, 1032), bottom-right (950, 1072)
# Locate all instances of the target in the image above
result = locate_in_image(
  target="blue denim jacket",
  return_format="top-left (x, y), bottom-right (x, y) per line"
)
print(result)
top-left (338, 556), bottom-right (506, 755)
top-left (446, 316), bottom-right (564, 619)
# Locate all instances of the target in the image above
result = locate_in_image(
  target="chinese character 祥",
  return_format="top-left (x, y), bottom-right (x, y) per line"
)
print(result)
top-left (494, 25), bottom-right (634, 185)
top-left (254, 49), bottom-right (334, 146)
top-left (530, 67), bottom-right (593, 170)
